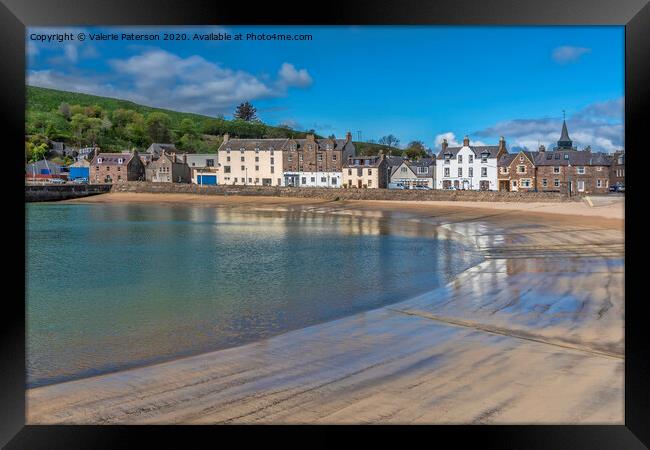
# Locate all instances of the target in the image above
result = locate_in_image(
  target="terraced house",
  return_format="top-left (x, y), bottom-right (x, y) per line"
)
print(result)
top-left (283, 132), bottom-right (355, 188)
top-left (389, 158), bottom-right (436, 189)
top-left (216, 134), bottom-right (285, 186)
top-left (498, 121), bottom-right (613, 194)
top-left (89, 150), bottom-right (145, 183)
top-left (342, 154), bottom-right (387, 188)
top-left (436, 136), bottom-right (507, 191)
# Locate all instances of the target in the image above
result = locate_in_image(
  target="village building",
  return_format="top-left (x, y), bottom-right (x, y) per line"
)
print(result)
top-left (145, 152), bottom-right (191, 183)
top-left (436, 136), bottom-right (507, 191)
top-left (216, 135), bottom-right (286, 186)
top-left (146, 143), bottom-right (177, 160)
top-left (183, 154), bottom-right (219, 185)
top-left (89, 150), bottom-right (145, 183)
top-left (497, 120), bottom-right (612, 194)
top-left (25, 159), bottom-right (64, 181)
top-left (282, 133), bottom-right (354, 188)
top-left (69, 158), bottom-right (90, 181)
top-left (389, 158), bottom-right (436, 189)
top-left (342, 154), bottom-right (388, 189)
top-left (609, 150), bottom-right (625, 188)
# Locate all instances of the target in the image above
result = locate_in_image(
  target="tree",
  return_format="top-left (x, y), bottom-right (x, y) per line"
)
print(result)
top-left (145, 112), bottom-right (172, 143)
top-left (26, 141), bottom-right (48, 162)
top-left (378, 134), bottom-right (400, 150)
top-left (404, 140), bottom-right (428, 159)
top-left (233, 101), bottom-right (257, 122)
top-left (179, 118), bottom-right (198, 139)
top-left (58, 102), bottom-right (71, 119)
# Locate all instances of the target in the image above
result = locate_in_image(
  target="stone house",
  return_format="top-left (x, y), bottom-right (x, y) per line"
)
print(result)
top-left (145, 152), bottom-right (191, 183)
top-left (497, 121), bottom-right (612, 195)
top-left (609, 150), bottom-right (625, 188)
top-left (184, 154), bottom-right (219, 185)
top-left (389, 158), bottom-right (436, 189)
top-left (436, 136), bottom-right (507, 191)
top-left (89, 150), bottom-right (145, 183)
top-left (342, 154), bottom-right (387, 189)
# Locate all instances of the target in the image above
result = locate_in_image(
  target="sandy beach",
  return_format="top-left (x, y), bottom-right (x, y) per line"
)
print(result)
top-left (28, 192), bottom-right (625, 424)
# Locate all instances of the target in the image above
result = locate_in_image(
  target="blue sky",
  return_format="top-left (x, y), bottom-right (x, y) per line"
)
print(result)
top-left (27, 26), bottom-right (624, 152)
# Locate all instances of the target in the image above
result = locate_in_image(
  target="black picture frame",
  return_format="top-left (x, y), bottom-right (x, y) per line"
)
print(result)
top-left (3, 0), bottom-right (648, 447)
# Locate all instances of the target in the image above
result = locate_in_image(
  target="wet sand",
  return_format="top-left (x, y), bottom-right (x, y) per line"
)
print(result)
top-left (28, 192), bottom-right (624, 424)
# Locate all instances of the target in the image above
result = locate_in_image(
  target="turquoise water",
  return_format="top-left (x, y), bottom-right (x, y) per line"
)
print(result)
top-left (26, 203), bottom-right (482, 387)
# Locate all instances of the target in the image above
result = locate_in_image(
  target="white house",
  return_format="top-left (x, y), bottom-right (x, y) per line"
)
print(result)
top-left (435, 136), bottom-right (507, 191)
top-left (283, 171), bottom-right (342, 188)
top-left (389, 158), bottom-right (436, 189)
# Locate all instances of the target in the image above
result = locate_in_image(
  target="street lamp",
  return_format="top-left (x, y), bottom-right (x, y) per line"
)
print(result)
top-left (567, 163), bottom-right (571, 197)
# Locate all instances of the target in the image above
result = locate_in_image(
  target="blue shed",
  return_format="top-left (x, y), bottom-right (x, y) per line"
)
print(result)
top-left (197, 174), bottom-right (217, 185)
top-left (69, 166), bottom-right (90, 180)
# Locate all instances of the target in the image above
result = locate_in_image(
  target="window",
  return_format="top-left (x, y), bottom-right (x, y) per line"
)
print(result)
top-left (332, 154), bottom-right (337, 161)
top-left (240, 156), bottom-right (245, 162)
top-left (521, 179), bottom-right (531, 188)
top-left (596, 166), bottom-right (602, 171)
top-left (226, 156), bottom-right (231, 162)
top-left (577, 180), bottom-right (585, 192)
top-left (299, 154), bottom-right (303, 161)
top-left (511, 180), bottom-right (517, 187)
top-left (255, 157), bottom-right (259, 162)
top-left (469, 167), bottom-right (473, 177)
top-left (481, 167), bottom-right (487, 177)
top-left (564, 153), bottom-right (569, 160)
top-left (97, 157), bottom-right (103, 163)
top-left (348, 169), bottom-right (352, 175)
top-left (458, 155), bottom-right (463, 164)
top-left (554, 179), bottom-right (560, 187)
top-left (318, 154), bottom-right (323, 162)
top-left (240, 165), bottom-right (245, 171)
top-left (368, 180), bottom-right (372, 187)
top-left (224, 166), bottom-right (231, 173)
top-left (444, 167), bottom-right (450, 177)
top-left (554, 153), bottom-right (560, 160)
top-left (311, 177), bottom-right (315, 182)
top-left (519, 155), bottom-right (524, 162)
top-left (368, 169), bottom-right (372, 175)
top-left (118, 158), bottom-right (123, 164)
top-left (618, 156), bottom-right (624, 164)
top-left (255, 178), bottom-right (259, 183)
top-left (117, 175), bottom-right (121, 180)
top-left (255, 166), bottom-right (259, 171)
top-left (546, 154), bottom-right (553, 160)
top-left (577, 166), bottom-right (585, 174)
top-left (597, 179), bottom-right (603, 188)
top-left (288, 154), bottom-right (293, 162)
top-left (117, 166), bottom-right (121, 171)
top-left (417, 167), bottom-right (428, 174)
top-left (302, 177), bottom-right (306, 184)
top-left (321, 177), bottom-right (326, 182)
top-left (542, 179), bottom-right (548, 187)
top-left (271, 166), bottom-right (274, 174)
top-left (458, 168), bottom-right (462, 177)
top-left (481, 154), bottom-right (489, 163)
top-left (553, 166), bottom-right (560, 174)
top-left (308, 145), bottom-right (313, 151)
top-left (240, 148), bottom-right (245, 153)
top-left (517, 165), bottom-right (525, 173)
top-left (401, 167), bottom-right (408, 173)
top-left (270, 157), bottom-right (274, 165)
top-left (469, 155), bottom-right (473, 163)
top-left (255, 148), bottom-right (259, 153)
top-left (332, 178), bottom-right (337, 185)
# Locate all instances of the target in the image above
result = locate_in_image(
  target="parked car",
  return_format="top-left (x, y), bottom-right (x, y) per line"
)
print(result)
top-left (609, 183), bottom-right (625, 193)
top-left (412, 185), bottom-right (431, 190)
top-left (72, 177), bottom-right (89, 184)
top-left (388, 182), bottom-right (406, 190)
top-left (47, 178), bottom-right (66, 184)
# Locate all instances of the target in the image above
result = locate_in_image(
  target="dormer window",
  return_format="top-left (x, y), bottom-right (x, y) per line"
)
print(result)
top-left (226, 148), bottom-right (231, 153)
top-left (554, 153), bottom-right (560, 160)
top-left (481, 153), bottom-right (489, 163)
top-left (564, 153), bottom-right (569, 160)
top-left (97, 157), bottom-right (103, 163)
top-left (458, 155), bottom-right (463, 164)
top-left (118, 158), bottom-right (123, 164)
top-left (240, 148), bottom-right (245, 153)
top-left (255, 147), bottom-right (259, 153)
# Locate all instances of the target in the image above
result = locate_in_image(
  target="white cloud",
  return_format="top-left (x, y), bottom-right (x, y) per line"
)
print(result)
top-left (28, 48), bottom-right (313, 117)
top-left (277, 63), bottom-right (313, 88)
top-left (433, 132), bottom-right (487, 148)
top-left (472, 97), bottom-right (624, 153)
top-left (552, 46), bottom-right (591, 64)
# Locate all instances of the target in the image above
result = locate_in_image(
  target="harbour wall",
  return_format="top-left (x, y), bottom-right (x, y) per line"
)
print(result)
top-left (25, 184), bottom-right (112, 202)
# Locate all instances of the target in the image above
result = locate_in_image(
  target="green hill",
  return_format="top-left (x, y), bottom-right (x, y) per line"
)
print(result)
top-left (25, 86), bottom-right (323, 156)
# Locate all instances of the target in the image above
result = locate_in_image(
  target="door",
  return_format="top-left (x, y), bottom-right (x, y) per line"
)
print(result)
top-left (511, 180), bottom-right (518, 191)
top-left (480, 180), bottom-right (490, 191)
top-left (577, 180), bottom-right (585, 192)
top-left (358, 180), bottom-right (362, 188)
top-left (198, 175), bottom-right (217, 185)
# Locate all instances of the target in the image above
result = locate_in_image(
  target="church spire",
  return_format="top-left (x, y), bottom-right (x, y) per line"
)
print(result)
top-left (557, 113), bottom-right (573, 150)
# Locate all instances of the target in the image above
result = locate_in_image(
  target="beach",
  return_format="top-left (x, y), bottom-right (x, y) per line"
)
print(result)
top-left (27, 193), bottom-right (624, 424)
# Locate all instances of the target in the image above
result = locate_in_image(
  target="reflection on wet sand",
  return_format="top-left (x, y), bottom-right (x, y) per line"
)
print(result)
top-left (27, 198), bottom-right (624, 424)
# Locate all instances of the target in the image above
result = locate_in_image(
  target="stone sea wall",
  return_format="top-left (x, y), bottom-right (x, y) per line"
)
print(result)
top-left (26, 184), bottom-right (112, 202)
top-left (111, 182), bottom-right (579, 202)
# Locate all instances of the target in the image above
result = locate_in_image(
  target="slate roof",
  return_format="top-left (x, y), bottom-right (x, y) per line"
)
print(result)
top-left (146, 143), bottom-right (177, 156)
top-left (91, 152), bottom-right (136, 165)
top-left (218, 137), bottom-right (354, 153)
top-left (533, 150), bottom-right (611, 166)
top-left (344, 155), bottom-right (384, 168)
top-left (26, 160), bottom-right (62, 174)
top-left (436, 145), bottom-right (501, 160)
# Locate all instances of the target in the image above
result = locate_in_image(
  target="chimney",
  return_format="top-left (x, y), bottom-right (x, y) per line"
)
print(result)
top-left (306, 133), bottom-right (315, 142)
top-left (182, 153), bottom-right (187, 164)
top-left (498, 136), bottom-right (506, 152)
top-left (223, 133), bottom-right (229, 143)
top-left (463, 135), bottom-right (470, 147)
top-left (539, 144), bottom-right (546, 153)
top-left (93, 147), bottom-right (99, 160)
top-left (442, 138), bottom-right (448, 152)
top-left (346, 131), bottom-right (352, 142)
top-left (584, 145), bottom-right (592, 153)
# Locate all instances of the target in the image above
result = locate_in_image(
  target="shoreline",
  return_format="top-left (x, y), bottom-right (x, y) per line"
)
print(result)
top-left (28, 194), bottom-right (625, 424)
